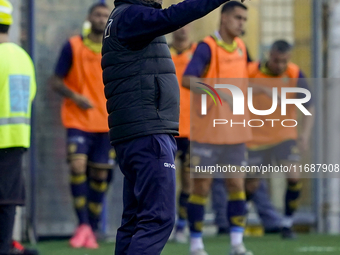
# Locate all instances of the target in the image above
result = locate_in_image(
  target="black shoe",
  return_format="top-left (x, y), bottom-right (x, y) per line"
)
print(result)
top-left (217, 227), bottom-right (229, 235)
top-left (281, 227), bottom-right (297, 239)
top-left (10, 241), bottom-right (39, 255)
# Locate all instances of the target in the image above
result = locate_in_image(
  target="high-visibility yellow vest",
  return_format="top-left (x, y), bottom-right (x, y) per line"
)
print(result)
top-left (0, 42), bottom-right (36, 149)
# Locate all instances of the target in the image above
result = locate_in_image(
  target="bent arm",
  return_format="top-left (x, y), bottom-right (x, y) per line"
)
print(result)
top-left (49, 75), bottom-right (76, 99)
top-left (182, 42), bottom-right (233, 107)
top-left (182, 42), bottom-right (211, 93)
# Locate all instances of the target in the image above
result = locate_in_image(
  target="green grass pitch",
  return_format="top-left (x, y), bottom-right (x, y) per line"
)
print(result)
top-left (30, 234), bottom-right (340, 255)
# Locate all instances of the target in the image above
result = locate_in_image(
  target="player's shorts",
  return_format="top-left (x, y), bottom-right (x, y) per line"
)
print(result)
top-left (190, 142), bottom-right (247, 171)
top-left (0, 148), bottom-right (25, 205)
top-left (248, 139), bottom-right (300, 167)
top-left (175, 137), bottom-right (190, 162)
top-left (67, 128), bottom-right (116, 169)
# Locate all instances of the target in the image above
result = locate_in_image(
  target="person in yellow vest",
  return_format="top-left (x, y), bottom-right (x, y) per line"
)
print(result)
top-left (246, 40), bottom-right (315, 239)
top-left (49, 3), bottom-right (112, 249)
top-left (0, 1), bottom-right (37, 254)
top-left (182, 2), bottom-right (253, 255)
top-left (169, 25), bottom-right (197, 243)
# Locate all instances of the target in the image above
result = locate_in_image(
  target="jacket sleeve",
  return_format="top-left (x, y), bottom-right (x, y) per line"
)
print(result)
top-left (117, 0), bottom-right (231, 49)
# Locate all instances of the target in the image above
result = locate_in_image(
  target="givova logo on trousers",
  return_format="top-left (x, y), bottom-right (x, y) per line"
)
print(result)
top-left (164, 163), bottom-right (176, 169)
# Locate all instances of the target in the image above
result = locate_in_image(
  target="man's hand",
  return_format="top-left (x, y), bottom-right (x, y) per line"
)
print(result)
top-left (71, 93), bottom-right (94, 110)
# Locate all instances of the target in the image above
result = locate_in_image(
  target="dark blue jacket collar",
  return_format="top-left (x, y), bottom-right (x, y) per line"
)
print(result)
top-left (114, 0), bottom-right (162, 9)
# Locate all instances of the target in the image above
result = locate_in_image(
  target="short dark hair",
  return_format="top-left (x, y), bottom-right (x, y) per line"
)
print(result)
top-left (221, 1), bottom-right (247, 14)
top-left (88, 3), bottom-right (108, 15)
top-left (0, 24), bottom-right (10, 33)
top-left (271, 40), bottom-right (292, 53)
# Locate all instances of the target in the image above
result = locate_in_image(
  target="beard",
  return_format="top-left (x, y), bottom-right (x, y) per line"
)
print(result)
top-left (91, 26), bottom-right (105, 35)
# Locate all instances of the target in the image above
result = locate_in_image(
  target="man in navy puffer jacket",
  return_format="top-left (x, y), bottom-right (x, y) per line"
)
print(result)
top-left (102, 0), bottom-right (247, 254)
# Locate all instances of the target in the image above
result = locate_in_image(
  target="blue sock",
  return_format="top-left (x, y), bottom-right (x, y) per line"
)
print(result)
top-left (70, 173), bottom-right (89, 225)
top-left (88, 177), bottom-right (109, 231)
top-left (176, 192), bottom-right (190, 231)
top-left (285, 181), bottom-right (302, 216)
top-left (228, 191), bottom-right (247, 235)
top-left (187, 195), bottom-right (207, 238)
